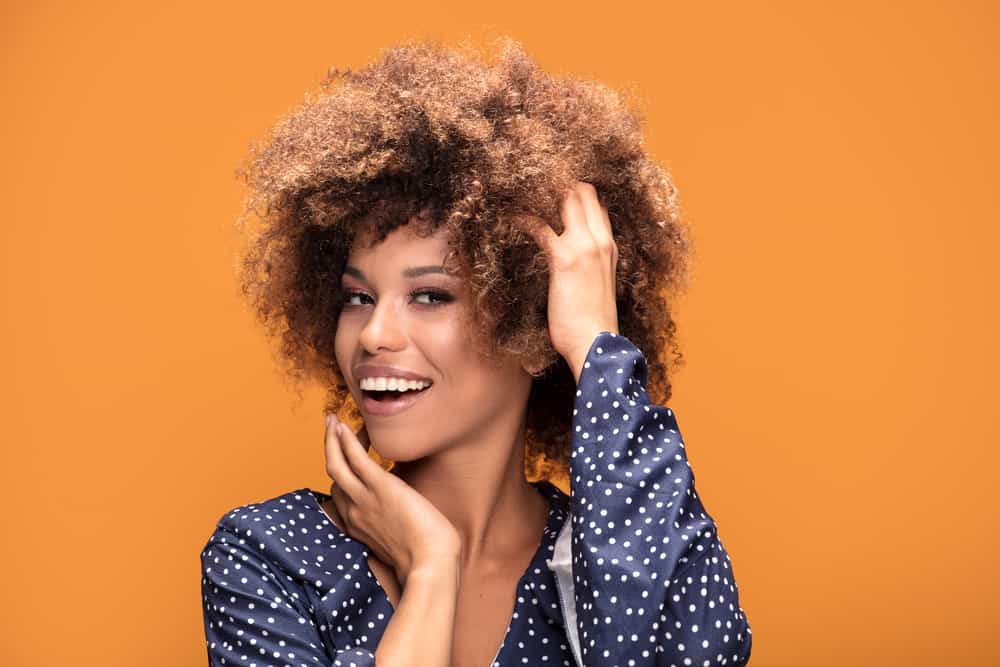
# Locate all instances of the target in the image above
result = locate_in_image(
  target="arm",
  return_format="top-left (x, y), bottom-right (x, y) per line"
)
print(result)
top-left (200, 525), bottom-right (376, 666)
top-left (201, 524), bottom-right (461, 667)
top-left (321, 413), bottom-right (463, 665)
top-left (375, 561), bottom-right (461, 666)
top-left (567, 331), bottom-right (752, 666)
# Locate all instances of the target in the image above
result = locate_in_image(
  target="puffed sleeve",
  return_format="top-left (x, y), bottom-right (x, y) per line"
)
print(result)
top-left (567, 331), bottom-right (752, 666)
top-left (200, 524), bottom-right (376, 667)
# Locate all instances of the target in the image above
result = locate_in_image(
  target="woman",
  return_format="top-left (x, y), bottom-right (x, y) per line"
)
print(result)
top-left (200, 37), bottom-right (752, 666)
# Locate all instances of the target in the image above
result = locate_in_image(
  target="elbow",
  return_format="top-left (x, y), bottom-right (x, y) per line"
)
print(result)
top-left (660, 624), bottom-right (752, 666)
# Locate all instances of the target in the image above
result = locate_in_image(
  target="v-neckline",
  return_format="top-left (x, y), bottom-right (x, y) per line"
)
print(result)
top-left (305, 480), bottom-right (566, 614)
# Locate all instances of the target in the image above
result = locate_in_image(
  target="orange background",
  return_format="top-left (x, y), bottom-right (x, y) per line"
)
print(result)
top-left (2, 1), bottom-right (997, 665)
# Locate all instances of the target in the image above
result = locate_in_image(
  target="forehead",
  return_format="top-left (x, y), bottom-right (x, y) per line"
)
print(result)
top-left (348, 220), bottom-right (456, 269)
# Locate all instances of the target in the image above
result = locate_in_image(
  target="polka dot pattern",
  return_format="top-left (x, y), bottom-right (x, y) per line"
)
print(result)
top-left (199, 331), bottom-right (751, 666)
top-left (568, 331), bottom-right (752, 665)
top-left (200, 482), bottom-right (576, 666)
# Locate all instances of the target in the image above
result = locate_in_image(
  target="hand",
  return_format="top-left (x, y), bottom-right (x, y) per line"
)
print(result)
top-left (323, 414), bottom-right (461, 587)
top-left (517, 181), bottom-right (620, 382)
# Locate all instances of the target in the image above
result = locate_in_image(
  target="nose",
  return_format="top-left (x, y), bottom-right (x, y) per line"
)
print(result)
top-left (357, 297), bottom-right (406, 354)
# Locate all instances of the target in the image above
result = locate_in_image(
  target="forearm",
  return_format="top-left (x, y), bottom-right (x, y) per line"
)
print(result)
top-left (375, 561), bottom-right (461, 666)
top-left (568, 331), bottom-right (752, 664)
top-left (564, 330), bottom-right (610, 385)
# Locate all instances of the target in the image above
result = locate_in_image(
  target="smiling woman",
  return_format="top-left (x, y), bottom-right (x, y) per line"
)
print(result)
top-left (332, 221), bottom-right (544, 463)
top-left (199, 36), bottom-right (751, 667)
top-left (231, 38), bottom-right (693, 474)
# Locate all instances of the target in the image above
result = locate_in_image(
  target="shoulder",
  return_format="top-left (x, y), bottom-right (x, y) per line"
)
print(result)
top-left (207, 486), bottom-right (331, 536)
top-left (201, 487), bottom-right (349, 575)
top-left (199, 487), bottom-right (375, 611)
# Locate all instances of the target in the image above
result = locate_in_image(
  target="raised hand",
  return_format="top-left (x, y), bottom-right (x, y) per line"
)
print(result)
top-left (517, 181), bottom-right (621, 382)
top-left (323, 414), bottom-right (461, 587)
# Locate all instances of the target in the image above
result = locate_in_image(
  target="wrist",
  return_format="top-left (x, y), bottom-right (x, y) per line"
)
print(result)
top-left (567, 352), bottom-right (587, 385)
top-left (405, 557), bottom-right (461, 590)
top-left (564, 329), bottom-right (616, 384)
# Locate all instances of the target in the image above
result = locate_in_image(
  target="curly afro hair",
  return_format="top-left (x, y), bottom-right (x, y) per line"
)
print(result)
top-left (235, 36), bottom-right (693, 485)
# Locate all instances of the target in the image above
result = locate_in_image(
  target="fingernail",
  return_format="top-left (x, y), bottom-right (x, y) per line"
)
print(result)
top-left (325, 413), bottom-right (332, 427)
top-left (335, 421), bottom-right (342, 436)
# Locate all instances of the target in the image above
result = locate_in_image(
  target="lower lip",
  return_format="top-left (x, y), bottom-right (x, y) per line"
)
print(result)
top-left (360, 385), bottom-right (432, 417)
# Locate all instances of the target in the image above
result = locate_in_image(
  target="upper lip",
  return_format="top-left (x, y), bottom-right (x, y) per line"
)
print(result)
top-left (353, 364), bottom-right (433, 384)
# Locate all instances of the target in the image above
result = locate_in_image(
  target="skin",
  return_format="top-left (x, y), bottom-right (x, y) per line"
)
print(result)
top-left (322, 181), bottom-right (620, 664)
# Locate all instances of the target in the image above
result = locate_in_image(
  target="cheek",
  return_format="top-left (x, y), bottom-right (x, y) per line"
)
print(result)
top-left (333, 324), bottom-right (352, 380)
top-left (426, 324), bottom-right (479, 374)
top-left (438, 342), bottom-right (511, 399)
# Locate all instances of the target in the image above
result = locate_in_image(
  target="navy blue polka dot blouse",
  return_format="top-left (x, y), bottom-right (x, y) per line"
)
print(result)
top-left (200, 331), bottom-right (752, 665)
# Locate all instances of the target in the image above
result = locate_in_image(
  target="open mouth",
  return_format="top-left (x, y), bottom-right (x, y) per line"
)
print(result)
top-left (359, 383), bottom-right (433, 417)
top-left (362, 386), bottom-right (431, 402)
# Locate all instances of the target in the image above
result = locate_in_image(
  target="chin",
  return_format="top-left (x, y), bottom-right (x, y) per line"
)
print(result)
top-left (365, 436), bottom-right (426, 464)
top-left (368, 429), bottom-right (454, 466)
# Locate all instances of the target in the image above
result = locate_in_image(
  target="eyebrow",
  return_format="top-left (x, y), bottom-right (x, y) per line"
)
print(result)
top-left (342, 265), bottom-right (454, 280)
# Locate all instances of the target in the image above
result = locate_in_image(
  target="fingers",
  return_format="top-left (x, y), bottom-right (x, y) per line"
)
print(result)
top-left (337, 421), bottom-right (385, 488)
top-left (515, 182), bottom-right (615, 264)
top-left (559, 185), bottom-right (592, 248)
top-left (515, 214), bottom-right (557, 255)
top-left (324, 414), bottom-right (366, 500)
top-left (573, 182), bottom-right (616, 255)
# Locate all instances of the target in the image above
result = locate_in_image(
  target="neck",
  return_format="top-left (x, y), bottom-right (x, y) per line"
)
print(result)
top-left (391, 420), bottom-right (550, 571)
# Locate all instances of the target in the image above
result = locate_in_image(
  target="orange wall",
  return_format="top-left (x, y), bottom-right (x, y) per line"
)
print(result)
top-left (2, 2), bottom-right (997, 665)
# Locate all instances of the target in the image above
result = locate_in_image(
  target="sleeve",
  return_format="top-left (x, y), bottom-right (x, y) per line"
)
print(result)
top-left (567, 331), bottom-right (752, 666)
top-left (200, 524), bottom-right (377, 667)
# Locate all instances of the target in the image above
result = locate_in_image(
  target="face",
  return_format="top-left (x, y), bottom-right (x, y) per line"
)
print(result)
top-left (334, 220), bottom-right (533, 462)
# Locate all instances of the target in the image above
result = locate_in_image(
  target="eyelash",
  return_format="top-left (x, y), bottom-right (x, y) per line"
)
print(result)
top-left (340, 288), bottom-right (455, 308)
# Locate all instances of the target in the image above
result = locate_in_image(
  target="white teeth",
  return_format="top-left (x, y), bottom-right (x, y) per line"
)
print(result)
top-left (359, 377), bottom-right (431, 392)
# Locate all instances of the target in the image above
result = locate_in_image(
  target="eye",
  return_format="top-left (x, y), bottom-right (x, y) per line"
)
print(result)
top-left (412, 289), bottom-right (454, 306)
top-left (342, 290), bottom-right (372, 306)
top-left (339, 289), bottom-right (454, 308)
